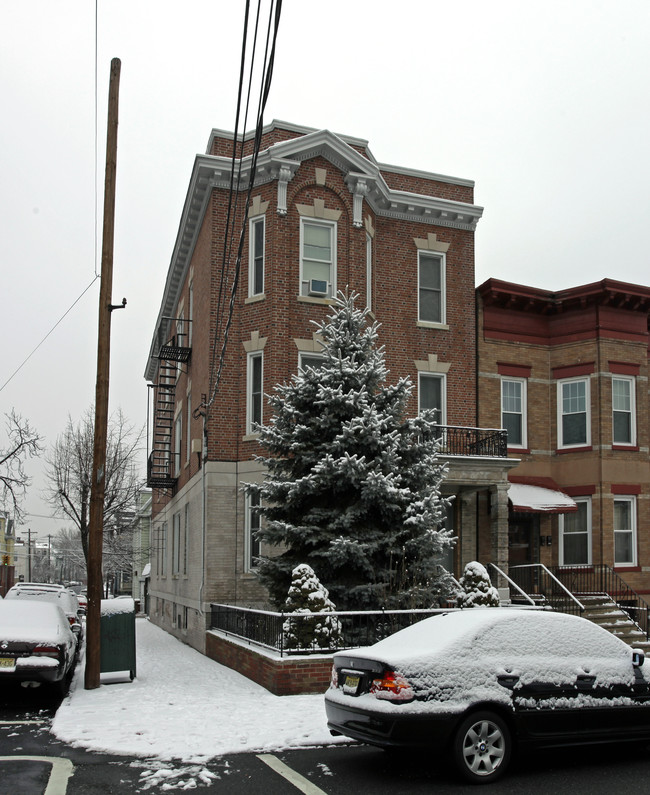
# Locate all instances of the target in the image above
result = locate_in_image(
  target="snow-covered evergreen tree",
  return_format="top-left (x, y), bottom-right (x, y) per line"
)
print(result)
top-left (456, 561), bottom-right (501, 607)
top-left (282, 563), bottom-right (342, 651)
top-left (246, 292), bottom-right (454, 610)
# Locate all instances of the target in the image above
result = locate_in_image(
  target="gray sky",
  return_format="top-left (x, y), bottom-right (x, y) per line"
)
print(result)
top-left (2, 0), bottom-right (649, 543)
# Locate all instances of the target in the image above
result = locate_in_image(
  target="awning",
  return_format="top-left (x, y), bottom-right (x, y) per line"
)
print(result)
top-left (508, 483), bottom-right (577, 514)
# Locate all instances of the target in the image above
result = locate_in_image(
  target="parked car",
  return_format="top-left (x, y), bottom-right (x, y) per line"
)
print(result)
top-left (0, 600), bottom-right (78, 691)
top-left (325, 608), bottom-right (650, 783)
top-left (4, 583), bottom-right (84, 642)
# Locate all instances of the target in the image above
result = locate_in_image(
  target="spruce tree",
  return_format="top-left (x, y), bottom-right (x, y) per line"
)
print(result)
top-left (246, 292), bottom-right (453, 610)
top-left (282, 564), bottom-right (342, 650)
top-left (456, 561), bottom-right (501, 607)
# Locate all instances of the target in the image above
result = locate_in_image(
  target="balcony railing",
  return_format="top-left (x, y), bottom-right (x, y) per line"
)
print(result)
top-left (436, 426), bottom-right (507, 458)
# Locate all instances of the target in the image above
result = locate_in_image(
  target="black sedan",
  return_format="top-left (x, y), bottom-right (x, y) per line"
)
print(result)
top-left (325, 608), bottom-right (650, 783)
top-left (0, 600), bottom-right (78, 693)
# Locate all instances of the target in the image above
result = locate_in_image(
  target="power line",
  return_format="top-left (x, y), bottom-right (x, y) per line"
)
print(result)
top-left (0, 276), bottom-right (99, 394)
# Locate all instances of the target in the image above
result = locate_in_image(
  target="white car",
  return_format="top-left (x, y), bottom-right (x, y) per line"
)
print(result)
top-left (5, 583), bottom-right (83, 642)
top-left (0, 600), bottom-right (78, 692)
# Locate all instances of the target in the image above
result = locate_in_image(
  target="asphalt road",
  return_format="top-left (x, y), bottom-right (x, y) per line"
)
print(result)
top-left (2, 681), bottom-right (650, 793)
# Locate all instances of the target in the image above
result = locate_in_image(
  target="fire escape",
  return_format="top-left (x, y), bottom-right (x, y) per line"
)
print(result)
top-left (147, 325), bottom-right (192, 490)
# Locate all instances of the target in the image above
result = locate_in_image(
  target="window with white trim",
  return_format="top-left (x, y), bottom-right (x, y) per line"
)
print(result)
top-left (186, 393), bottom-right (192, 462)
top-left (501, 378), bottom-right (527, 448)
top-left (557, 377), bottom-right (590, 448)
top-left (174, 413), bottom-right (182, 476)
top-left (247, 352), bottom-right (263, 433)
top-left (298, 352), bottom-right (325, 372)
top-left (366, 233), bottom-right (372, 311)
top-left (418, 251), bottom-right (446, 324)
top-left (183, 503), bottom-right (189, 576)
top-left (159, 521), bottom-right (167, 577)
top-left (172, 511), bottom-right (181, 575)
top-left (612, 376), bottom-right (636, 445)
top-left (419, 373), bottom-right (446, 424)
top-left (614, 496), bottom-right (637, 566)
top-left (245, 491), bottom-right (262, 572)
top-left (300, 219), bottom-right (336, 297)
top-left (559, 498), bottom-right (591, 566)
top-left (249, 216), bottom-right (265, 296)
top-left (188, 281), bottom-right (194, 346)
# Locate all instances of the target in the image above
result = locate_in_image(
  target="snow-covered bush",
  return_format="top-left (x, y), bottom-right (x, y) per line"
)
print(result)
top-left (456, 561), bottom-right (500, 608)
top-left (245, 292), bottom-right (454, 610)
top-left (282, 564), bottom-right (342, 651)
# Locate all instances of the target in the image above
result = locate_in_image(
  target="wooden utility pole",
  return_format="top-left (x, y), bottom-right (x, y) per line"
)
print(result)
top-left (85, 57), bottom-right (121, 690)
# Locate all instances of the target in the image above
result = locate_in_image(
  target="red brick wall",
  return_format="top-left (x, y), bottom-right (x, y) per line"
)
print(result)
top-left (205, 631), bottom-right (332, 695)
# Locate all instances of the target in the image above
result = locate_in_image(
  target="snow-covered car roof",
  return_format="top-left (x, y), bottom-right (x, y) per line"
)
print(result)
top-left (0, 600), bottom-right (72, 643)
top-left (341, 608), bottom-right (633, 668)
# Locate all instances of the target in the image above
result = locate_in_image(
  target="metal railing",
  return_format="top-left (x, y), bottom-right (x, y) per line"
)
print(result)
top-left (548, 564), bottom-right (650, 639)
top-left (210, 603), bottom-right (449, 656)
top-left (487, 563), bottom-right (536, 606)
top-left (436, 426), bottom-right (507, 458)
top-left (507, 564), bottom-right (585, 616)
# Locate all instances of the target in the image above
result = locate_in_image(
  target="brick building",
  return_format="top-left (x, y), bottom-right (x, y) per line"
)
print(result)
top-left (144, 120), bottom-right (516, 652)
top-left (477, 277), bottom-right (650, 596)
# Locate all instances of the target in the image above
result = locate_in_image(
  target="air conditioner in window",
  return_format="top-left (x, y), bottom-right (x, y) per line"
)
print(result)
top-left (308, 279), bottom-right (328, 297)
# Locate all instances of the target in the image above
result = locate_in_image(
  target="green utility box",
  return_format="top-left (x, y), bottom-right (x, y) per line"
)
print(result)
top-left (100, 598), bottom-right (137, 680)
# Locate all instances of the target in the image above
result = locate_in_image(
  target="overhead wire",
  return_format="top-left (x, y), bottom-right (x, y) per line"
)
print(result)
top-left (202, 0), bottom-right (282, 416)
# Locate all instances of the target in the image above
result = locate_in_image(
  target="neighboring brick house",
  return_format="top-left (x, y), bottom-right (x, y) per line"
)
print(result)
top-left (477, 277), bottom-right (650, 596)
top-left (144, 120), bottom-right (516, 653)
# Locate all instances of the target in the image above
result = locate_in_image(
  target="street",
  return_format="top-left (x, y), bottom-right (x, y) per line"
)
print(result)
top-left (3, 681), bottom-right (650, 794)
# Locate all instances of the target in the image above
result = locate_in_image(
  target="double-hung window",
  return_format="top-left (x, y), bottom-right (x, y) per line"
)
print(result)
top-left (366, 233), bottom-right (372, 311)
top-left (249, 216), bottom-right (265, 296)
top-left (172, 512), bottom-right (181, 575)
top-left (245, 492), bottom-right (262, 572)
top-left (558, 377), bottom-right (590, 448)
top-left (501, 378), bottom-right (526, 448)
top-left (612, 376), bottom-right (635, 445)
top-left (614, 497), bottom-right (636, 566)
top-left (174, 414), bottom-right (182, 476)
top-left (300, 219), bottom-right (336, 297)
top-left (183, 503), bottom-right (189, 576)
top-left (419, 373), bottom-right (446, 424)
top-left (159, 522), bottom-right (167, 577)
top-left (559, 498), bottom-right (591, 566)
top-left (299, 352), bottom-right (325, 373)
top-left (247, 352), bottom-right (263, 434)
top-left (418, 252), bottom-right (445, 324)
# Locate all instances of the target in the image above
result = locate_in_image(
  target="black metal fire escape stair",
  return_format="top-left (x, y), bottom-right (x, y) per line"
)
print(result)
top-left (147, 332), bottom-right (192, 489)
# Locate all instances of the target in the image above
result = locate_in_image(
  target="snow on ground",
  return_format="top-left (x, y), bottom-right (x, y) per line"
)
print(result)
top-left (52, 618), bottom-right (344, 765)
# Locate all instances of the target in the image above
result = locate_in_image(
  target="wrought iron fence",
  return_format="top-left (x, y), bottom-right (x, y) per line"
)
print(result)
top-left (210, 603), bottom-right (449, 656)
top-left (437, 426), bottom-right (507, 458)
top-left (507, 564), bottom-right (585, 617)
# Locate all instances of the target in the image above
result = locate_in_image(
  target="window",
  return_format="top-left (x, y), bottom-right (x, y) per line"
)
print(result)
top-left (186, 393), bottom-right (192, 462)
top-left (188, 281), bottom-right (194, 346)
top-left (300, 219), bottom-right (336, 297)
top-left (245, 492), bottom-right (262, 572)
top-left (501, 378), bottom-right (527, 448)
top-left (418, 251), bottom-right (445, 324)
top-left (419, 373), bottom-right (446, 423)
top-left (299, 352), bottom-right (325, 372)
top-left (183, 503), bottom-right (189, 575)
top-left (159, 522), bottom-right (167, 577)
top-left (559, 498), bottom-right (591, 566)
top-left (612, 376), bottom-right (635, 445)
top-left (614, 497), bottom-right (636, 566)
top-left (558, 378), bottom-right (590, 448)
top-left (366, 233), bottom-right (372, 311)
top-left (172, 512), bottom-right (181, 575)
top-left (249, 216), bottom-right (265, 296)
top-left (174, 413), bottom-right (182, 476)
top-left (247, 352), bottom-right (263, 433)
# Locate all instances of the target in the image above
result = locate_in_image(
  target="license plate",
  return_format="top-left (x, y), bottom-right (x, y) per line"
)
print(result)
top-left (0, 657), bottom-right (15, 669)
top-left (343, 674), bottom-right (360, 695)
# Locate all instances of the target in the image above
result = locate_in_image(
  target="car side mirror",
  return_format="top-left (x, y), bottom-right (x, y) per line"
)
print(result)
top-left (632, 649), bottom-right (644, 668)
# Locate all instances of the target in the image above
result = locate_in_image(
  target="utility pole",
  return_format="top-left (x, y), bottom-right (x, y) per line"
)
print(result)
top-left (27, 528), bottom-right (32, 582)
top-left (85, 57), bottom-right (122, 690)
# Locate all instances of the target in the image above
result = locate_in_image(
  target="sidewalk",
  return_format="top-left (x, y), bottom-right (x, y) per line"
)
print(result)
top-left (52, 618), bottom-right (343, 763)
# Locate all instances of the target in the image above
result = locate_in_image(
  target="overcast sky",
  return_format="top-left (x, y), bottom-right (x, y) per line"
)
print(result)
top-left (2, 0), bottom-right (649, 543)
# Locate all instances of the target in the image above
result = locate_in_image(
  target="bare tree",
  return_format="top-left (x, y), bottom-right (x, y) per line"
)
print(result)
top-left (0, 410), bottom-right (43, 520)
top-left (45, 407), bottom-right (144, 566)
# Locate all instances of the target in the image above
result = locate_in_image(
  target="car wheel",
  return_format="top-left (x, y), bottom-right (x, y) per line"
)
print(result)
top-left (453, 711), bottom-right (511, 784)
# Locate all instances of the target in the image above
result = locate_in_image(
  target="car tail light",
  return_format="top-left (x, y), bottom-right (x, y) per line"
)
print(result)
top-left (330, 663), bottom-right (339, 689)
top-left (370, 670), bottom-right (414, 702)
top-left (32, 646), bottom-right (60, 659)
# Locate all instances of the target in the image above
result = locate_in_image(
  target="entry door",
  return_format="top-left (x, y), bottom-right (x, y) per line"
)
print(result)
top-left (508, 515), bottom-right (537, 567)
